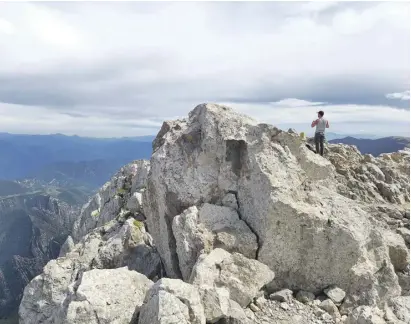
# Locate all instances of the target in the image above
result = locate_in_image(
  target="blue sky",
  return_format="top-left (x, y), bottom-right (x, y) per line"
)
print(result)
top-left (0, 1), bottom-right (409, 137)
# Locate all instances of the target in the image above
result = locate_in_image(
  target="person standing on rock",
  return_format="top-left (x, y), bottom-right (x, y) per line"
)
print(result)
top-left (311, 110), bottom-right (329, 156)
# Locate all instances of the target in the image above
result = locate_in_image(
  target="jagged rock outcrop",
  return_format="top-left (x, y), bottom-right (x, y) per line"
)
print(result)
top-left (20, 266), bottom-right (153, 324)
top-left (65, 267), bottom-right (153, 324)
top-left (326, 145), bottom-right (409, 204)
top-left (0, 194), bottom-right (79, 318)
top-left (19, 216), bottom-right (161, 323)
top-left (72, 160), bottom-right (150, 241)
top-left (19, 103), bottom-right (410, 324)
top-left (143, 103), bottom-right (406, 311)
top-left (59, 235), bottom-right (75, 257)
top-left (19, 160), bottom-right (162, 324)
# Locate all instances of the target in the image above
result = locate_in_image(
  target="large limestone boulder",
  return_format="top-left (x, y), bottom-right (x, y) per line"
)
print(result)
top-left (139, 290), bottom-right (191, 324)
top-left (19, 257), bottom-right (77, 324)
top-left (190, 248), bottom-right (274, 307)
top-left (143, 103), bottom-right (402, 308)
top-left (72, 160), bottom-right (150, 241)
top-left (199, 287), bottom-right (248, 323)
top-left (143, 278), bottom-right (206, 324)
top-left (19, 218), bottom-right (161, 324)
top-left (172, 203), bottom-right (258, 281)
top-left (65, 267), bottom-right (153, 324)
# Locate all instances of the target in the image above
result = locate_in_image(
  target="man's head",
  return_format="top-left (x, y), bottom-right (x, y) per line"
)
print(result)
top-left (317, 110), bottom-right (324, 118)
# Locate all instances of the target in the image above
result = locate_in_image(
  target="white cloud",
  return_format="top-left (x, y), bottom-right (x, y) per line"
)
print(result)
top-left (220, 100), bottom-right (410, 137)
top-left (0, 2), bottom-right (409, 137)
top-left (270, 98), bottom-right (326, 108)
top-left (0, 18), bottom-right (14, 34)
top-left (0, 102), bottom-right (163, 137)
top-left (1, 99), bottom-right (409, 138)
top-left (386, 91), bottom-right (410, 101)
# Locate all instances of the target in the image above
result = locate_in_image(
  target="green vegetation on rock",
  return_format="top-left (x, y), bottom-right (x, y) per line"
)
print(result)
top-left (116, 188), bottom-right (127, 197)
top-left (91, 209), bottom-right (100, 218)
top-left (133, 220), bottom-right (144, 230)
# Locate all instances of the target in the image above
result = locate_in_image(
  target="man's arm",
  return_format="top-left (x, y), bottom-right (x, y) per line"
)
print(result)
top-left (326, 120), bottom-right (330, 128)
top-left (311, 119), bottom-right (319, 128)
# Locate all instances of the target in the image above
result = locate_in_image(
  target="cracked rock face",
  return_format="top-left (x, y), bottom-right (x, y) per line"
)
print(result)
top-left (19, 218), bottom-right (161, 324)
top-left (143, 103), bottom-right (404, 308)
top-left (65, 267), bottom-right (153, 324)
top-left (142, 278), bottom-right (206, 324)
top-left (172, 203), bottom-right (258, 281)
top-left (72, 160), bottom-right (150, 242)
top-left (19, 160), bottom-right (162, 324)
top-left (139, 290), bottom-right (191, 324)
top-left (190, 248), bottom-right (274, 308)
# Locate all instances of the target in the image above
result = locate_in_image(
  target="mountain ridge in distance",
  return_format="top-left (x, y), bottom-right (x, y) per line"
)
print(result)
top-left (329, 136), bottom-right (410, 156)
top-left (0, 134), bottom-right (155, 181)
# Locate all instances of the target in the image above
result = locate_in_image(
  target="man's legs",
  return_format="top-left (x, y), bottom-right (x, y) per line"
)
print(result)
top-left (315, 133), bottom-right (320, 154)
top-left (315, 132), bottom-right (325, 156)
top-left (320, 133), bottom-right (324, 156)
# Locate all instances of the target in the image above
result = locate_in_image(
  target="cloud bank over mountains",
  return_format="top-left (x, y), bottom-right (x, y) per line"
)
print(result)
top-left (0, 1), bottom-right (409, 137)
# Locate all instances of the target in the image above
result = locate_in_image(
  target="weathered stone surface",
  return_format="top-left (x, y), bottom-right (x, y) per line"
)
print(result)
top-left (199, 287), bottom-right (247, 323)
top-left (172, 204), bottom-right (257, 281)
top-left (327, 146), bottom-right (410, 205)
top-left (92, 218), bottom-right (162, 278)
top-left (64, 267), bottom-right (152, 324)
top-left (296, 290), bottom-right (315, 304)
top-left (224, 299), bottom-right (250, 324)
top-left (247, 297), bottom-right (337, 324)
top-left (201, 204), bottom-right (257, 258)
top-left (384, 230), bottom-right (410, 272)
top-left (324, 285), bottom-right (346, 304)
top-left (346, 306), bottom-right (386, 324)
top-left (127, 192), bottom-right (144, 214)
top-left (269, 289), bottom-right (293, 303)
top-left (144, 278), bottom-right (205, 324)
top-left (397, 227), bottom-right (410, 245)
top-left (387, 296), bottom-right (410, 323)
top-left (19, 257), bottom-right (77, 324)
top-left (397, 267), bottom-right (410, 296)
top-left (190, 248), bottom-right (274, 307)
top-left (139, 290), bottom-right (191, 324)
top-left (319, 299), bottom-right (340, 320)
top-left (171, 206), bottom-right (214, 281)
top-left (249, 303), bottom-right (260, 312)
top-left (143, 103), bottom-right (403, 309)
top-left (200, 287), bottom-right (231, 323)
top-left (73, 160), bottom-right (150, 241)
top-left (19, 218), bottom-right (161, 324)
top-left (222, 193), bottom-right (239, 210)
top-left (59, 235), bottom-right (75, 258)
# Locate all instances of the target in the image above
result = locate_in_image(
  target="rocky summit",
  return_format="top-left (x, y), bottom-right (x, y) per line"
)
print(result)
top-left (19, 104), bottom-right (410, 324)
